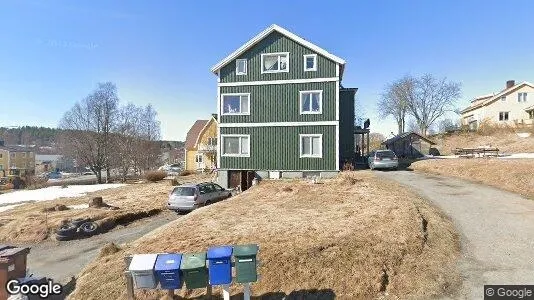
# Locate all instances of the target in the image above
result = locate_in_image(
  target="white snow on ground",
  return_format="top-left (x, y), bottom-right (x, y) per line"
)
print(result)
top-left (497, 153), bottom-right (534, 159)
top-left (0, 184), bottom-right (126, 207)
top-left (67, 203), bottom-right (90, 210)
top-left (0, 204), bottom-right (24, 213)
top-left (423, 153), bottom-right (534, 160)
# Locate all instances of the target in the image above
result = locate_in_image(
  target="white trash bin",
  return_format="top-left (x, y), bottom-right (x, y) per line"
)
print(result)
top-left (128, 254), bottom-right (158, 289)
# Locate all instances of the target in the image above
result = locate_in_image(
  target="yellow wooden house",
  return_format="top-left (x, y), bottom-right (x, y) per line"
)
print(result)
top-left (184, 115), bottom-right (218, 171)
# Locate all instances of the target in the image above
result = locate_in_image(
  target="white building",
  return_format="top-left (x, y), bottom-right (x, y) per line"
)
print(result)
top-left (461, 80), bottom-right (534, 130)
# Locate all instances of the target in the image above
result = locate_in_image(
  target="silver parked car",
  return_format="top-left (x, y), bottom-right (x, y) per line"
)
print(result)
top-left (167, 182), bottom-right (232, 212)
top-left (368, 150), bottom-right (399, 170)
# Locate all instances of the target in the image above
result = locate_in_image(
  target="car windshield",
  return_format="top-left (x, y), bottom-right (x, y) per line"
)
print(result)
top-left (172, 187), bottom-right (195, 196)
top-left (377, 151), bottom-right (396, 158)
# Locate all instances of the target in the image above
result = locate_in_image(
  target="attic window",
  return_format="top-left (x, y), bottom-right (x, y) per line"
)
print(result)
top-left (236, 59), bottom-right (247, 75)
top-left (303, 54), bottom-right (317, 71)
top-left (261, 52), bottom-right (289, 73)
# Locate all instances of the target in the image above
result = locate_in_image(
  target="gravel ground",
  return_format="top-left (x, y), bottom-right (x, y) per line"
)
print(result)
top-left (375, 170), bottom-right (534, 299)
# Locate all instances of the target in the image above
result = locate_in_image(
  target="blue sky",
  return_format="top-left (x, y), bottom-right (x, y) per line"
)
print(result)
top-left (1, 0), bottom-right (533, 140)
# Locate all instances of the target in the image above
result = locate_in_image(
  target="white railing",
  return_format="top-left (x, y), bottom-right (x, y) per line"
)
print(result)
top-left (197, 144), bottom-right (217, 152)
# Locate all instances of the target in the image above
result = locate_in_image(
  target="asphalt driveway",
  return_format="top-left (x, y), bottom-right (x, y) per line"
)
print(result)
top-left (376, 170), bottom-right (534, 299)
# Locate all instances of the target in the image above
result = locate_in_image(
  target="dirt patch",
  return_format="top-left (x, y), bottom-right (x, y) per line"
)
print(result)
top-left (0, 173), bottom-right (213, 243)
top-left (99, 242), bottom-right (121, 258)
top-left (411, 159), bottom-right (534, 199)
top-left (69, 171), bottom-right (460, 300)
top-left (42, 204), bottom-right (70, 212)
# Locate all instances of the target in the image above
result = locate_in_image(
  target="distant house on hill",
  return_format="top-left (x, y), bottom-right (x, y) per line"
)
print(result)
top-left (461, 80), bottom-right (534, 130)
top-left (382, 132), bottom-right (436, 158)
top-left (184, 115), bottom-right (218, 171)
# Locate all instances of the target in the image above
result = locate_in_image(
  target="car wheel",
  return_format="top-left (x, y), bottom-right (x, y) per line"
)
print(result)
top-left (71, 218), bottom-right (92, 227)
top-left (56, 224), bottom-right (77, 236)
top-left (55, 234), bottom-right (74, 241)
top-left (79, 222), bottom-right (99, 237)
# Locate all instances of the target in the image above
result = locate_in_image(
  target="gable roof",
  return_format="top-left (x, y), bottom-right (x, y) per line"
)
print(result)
top-left (184, 120), bottom-right (209, 150)
top-left (194, 116), bottom-right (218, 147)
top-left (382, 132), bottom-right (436, 145)
top-left (461, 81), bottom-right (534, 113)
top-left (210, 24), bottom-right (346, 75)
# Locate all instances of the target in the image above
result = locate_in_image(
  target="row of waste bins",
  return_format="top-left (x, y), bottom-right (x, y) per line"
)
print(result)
top-left (128, 244), bottom-right (258, 290)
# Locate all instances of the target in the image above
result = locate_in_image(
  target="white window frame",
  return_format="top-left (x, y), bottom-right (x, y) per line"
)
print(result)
top-left (21, 152), bottom-right (26, 158)
top-left (260, 52), bottom-right (290, 74)
top-left (236, 59), bottom-right (247, 75)
top-left (299, 90), bottom-right (323, 115)
top-left (499, 111), bottom-right (509, 121)
top-left (195, 154), bottom-right (203, 163)
top-left (221, 93), bottom-right (250, 115)
top-left (221, 134), bottom-right (250, 157)
top-left (299, 134), bottom-right (323, 158)
top-left (303, 54), bottom-right (317, 72)
top-left (0, 164), bottom-right (3, 170)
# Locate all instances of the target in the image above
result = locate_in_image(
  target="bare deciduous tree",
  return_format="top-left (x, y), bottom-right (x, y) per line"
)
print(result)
top-left (380, 74), bottom-right (461, 136)
top-left (378, 77), bottom-right (411, 134)
top-left (407, 74), bottom-right (461, 136)
top-left (59, 83), bottom-right (162, 183)
top-left (369, 132), bottom-right (386, 151)
top-left (59, 82), bottom-right (119, 183)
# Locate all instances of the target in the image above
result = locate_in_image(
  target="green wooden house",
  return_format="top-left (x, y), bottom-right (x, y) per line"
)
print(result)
top-left (210, 24), bottom-right (357, 189)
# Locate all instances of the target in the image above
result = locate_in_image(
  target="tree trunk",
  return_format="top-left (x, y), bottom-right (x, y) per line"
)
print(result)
top-left (96, 170), bottom-right (103, 184)
top-left (106, 168), bottom-right (111, 183)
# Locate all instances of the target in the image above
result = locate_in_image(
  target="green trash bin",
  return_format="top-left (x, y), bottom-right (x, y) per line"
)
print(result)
top-left (180, 252), bottom-right (208, 289)
top-left (233, 244), bottom-right (259, 283)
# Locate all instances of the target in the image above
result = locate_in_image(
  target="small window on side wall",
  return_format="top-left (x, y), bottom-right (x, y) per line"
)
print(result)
top-left (303, 54), bottom-right (317, 71)
top-left (236, 59), bottom-right (247, 75)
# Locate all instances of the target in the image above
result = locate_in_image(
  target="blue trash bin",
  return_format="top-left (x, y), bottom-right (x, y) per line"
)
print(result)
top-left (154, 253), bottom-right (183, 289)
top-left (207, 246), bottom-right (233, 285)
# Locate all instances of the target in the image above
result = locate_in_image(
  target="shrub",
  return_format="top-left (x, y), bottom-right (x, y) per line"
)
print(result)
top-left (179, 170), bottom-right (194, 176)
top-left (144, 171), bottom-right (167, 182)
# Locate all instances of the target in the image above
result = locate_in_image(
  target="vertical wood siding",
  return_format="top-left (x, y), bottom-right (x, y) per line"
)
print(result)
top-left (220, 82), bottom-right (336, 123)
top-left (220, 126), bottom-right (336, 170)
top-left (220, 32), bottom-right (337, 83)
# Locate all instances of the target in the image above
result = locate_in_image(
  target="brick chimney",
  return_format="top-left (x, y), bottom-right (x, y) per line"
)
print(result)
top-left (506, 80), bottom-right (515, 89)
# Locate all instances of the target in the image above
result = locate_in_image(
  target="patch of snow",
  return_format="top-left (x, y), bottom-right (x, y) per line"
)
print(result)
top-left (0, 204), bottom-right (24, 213)
top-left (498, 153), bottom-right (534, 159)
top-left (67, 203), bottom-right (90, 210)
top-left (0, 184), bottom-right (126, 208)
top-left (516, 132), bottom-right (531, 138)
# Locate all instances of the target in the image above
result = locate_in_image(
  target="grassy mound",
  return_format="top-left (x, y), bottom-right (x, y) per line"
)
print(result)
top-left (69, 172), bottom-right (460, 299)
top-left (411, 159), bottom-right (534, 199)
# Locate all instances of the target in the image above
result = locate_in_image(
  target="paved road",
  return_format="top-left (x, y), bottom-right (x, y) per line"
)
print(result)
top-left (376, 170), bottom-right (534, 299)
top-left (20, 211), bottom-right (179, 284)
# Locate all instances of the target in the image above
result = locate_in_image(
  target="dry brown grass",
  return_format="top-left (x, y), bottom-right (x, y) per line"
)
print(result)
top-left (411, 159), bottom-right (534, 199)
top-left (69, 172), bottom-right (460, 300)
top-left (145, 171), bottom-right (168, 182)
top-left (431, 127), bottom-right (534, 155)
top-left (0, 173), bottom-right (213, 243)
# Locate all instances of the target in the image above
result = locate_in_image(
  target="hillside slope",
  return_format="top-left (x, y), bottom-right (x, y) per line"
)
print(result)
top-left (431, 129), bottom-right (534, 155)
